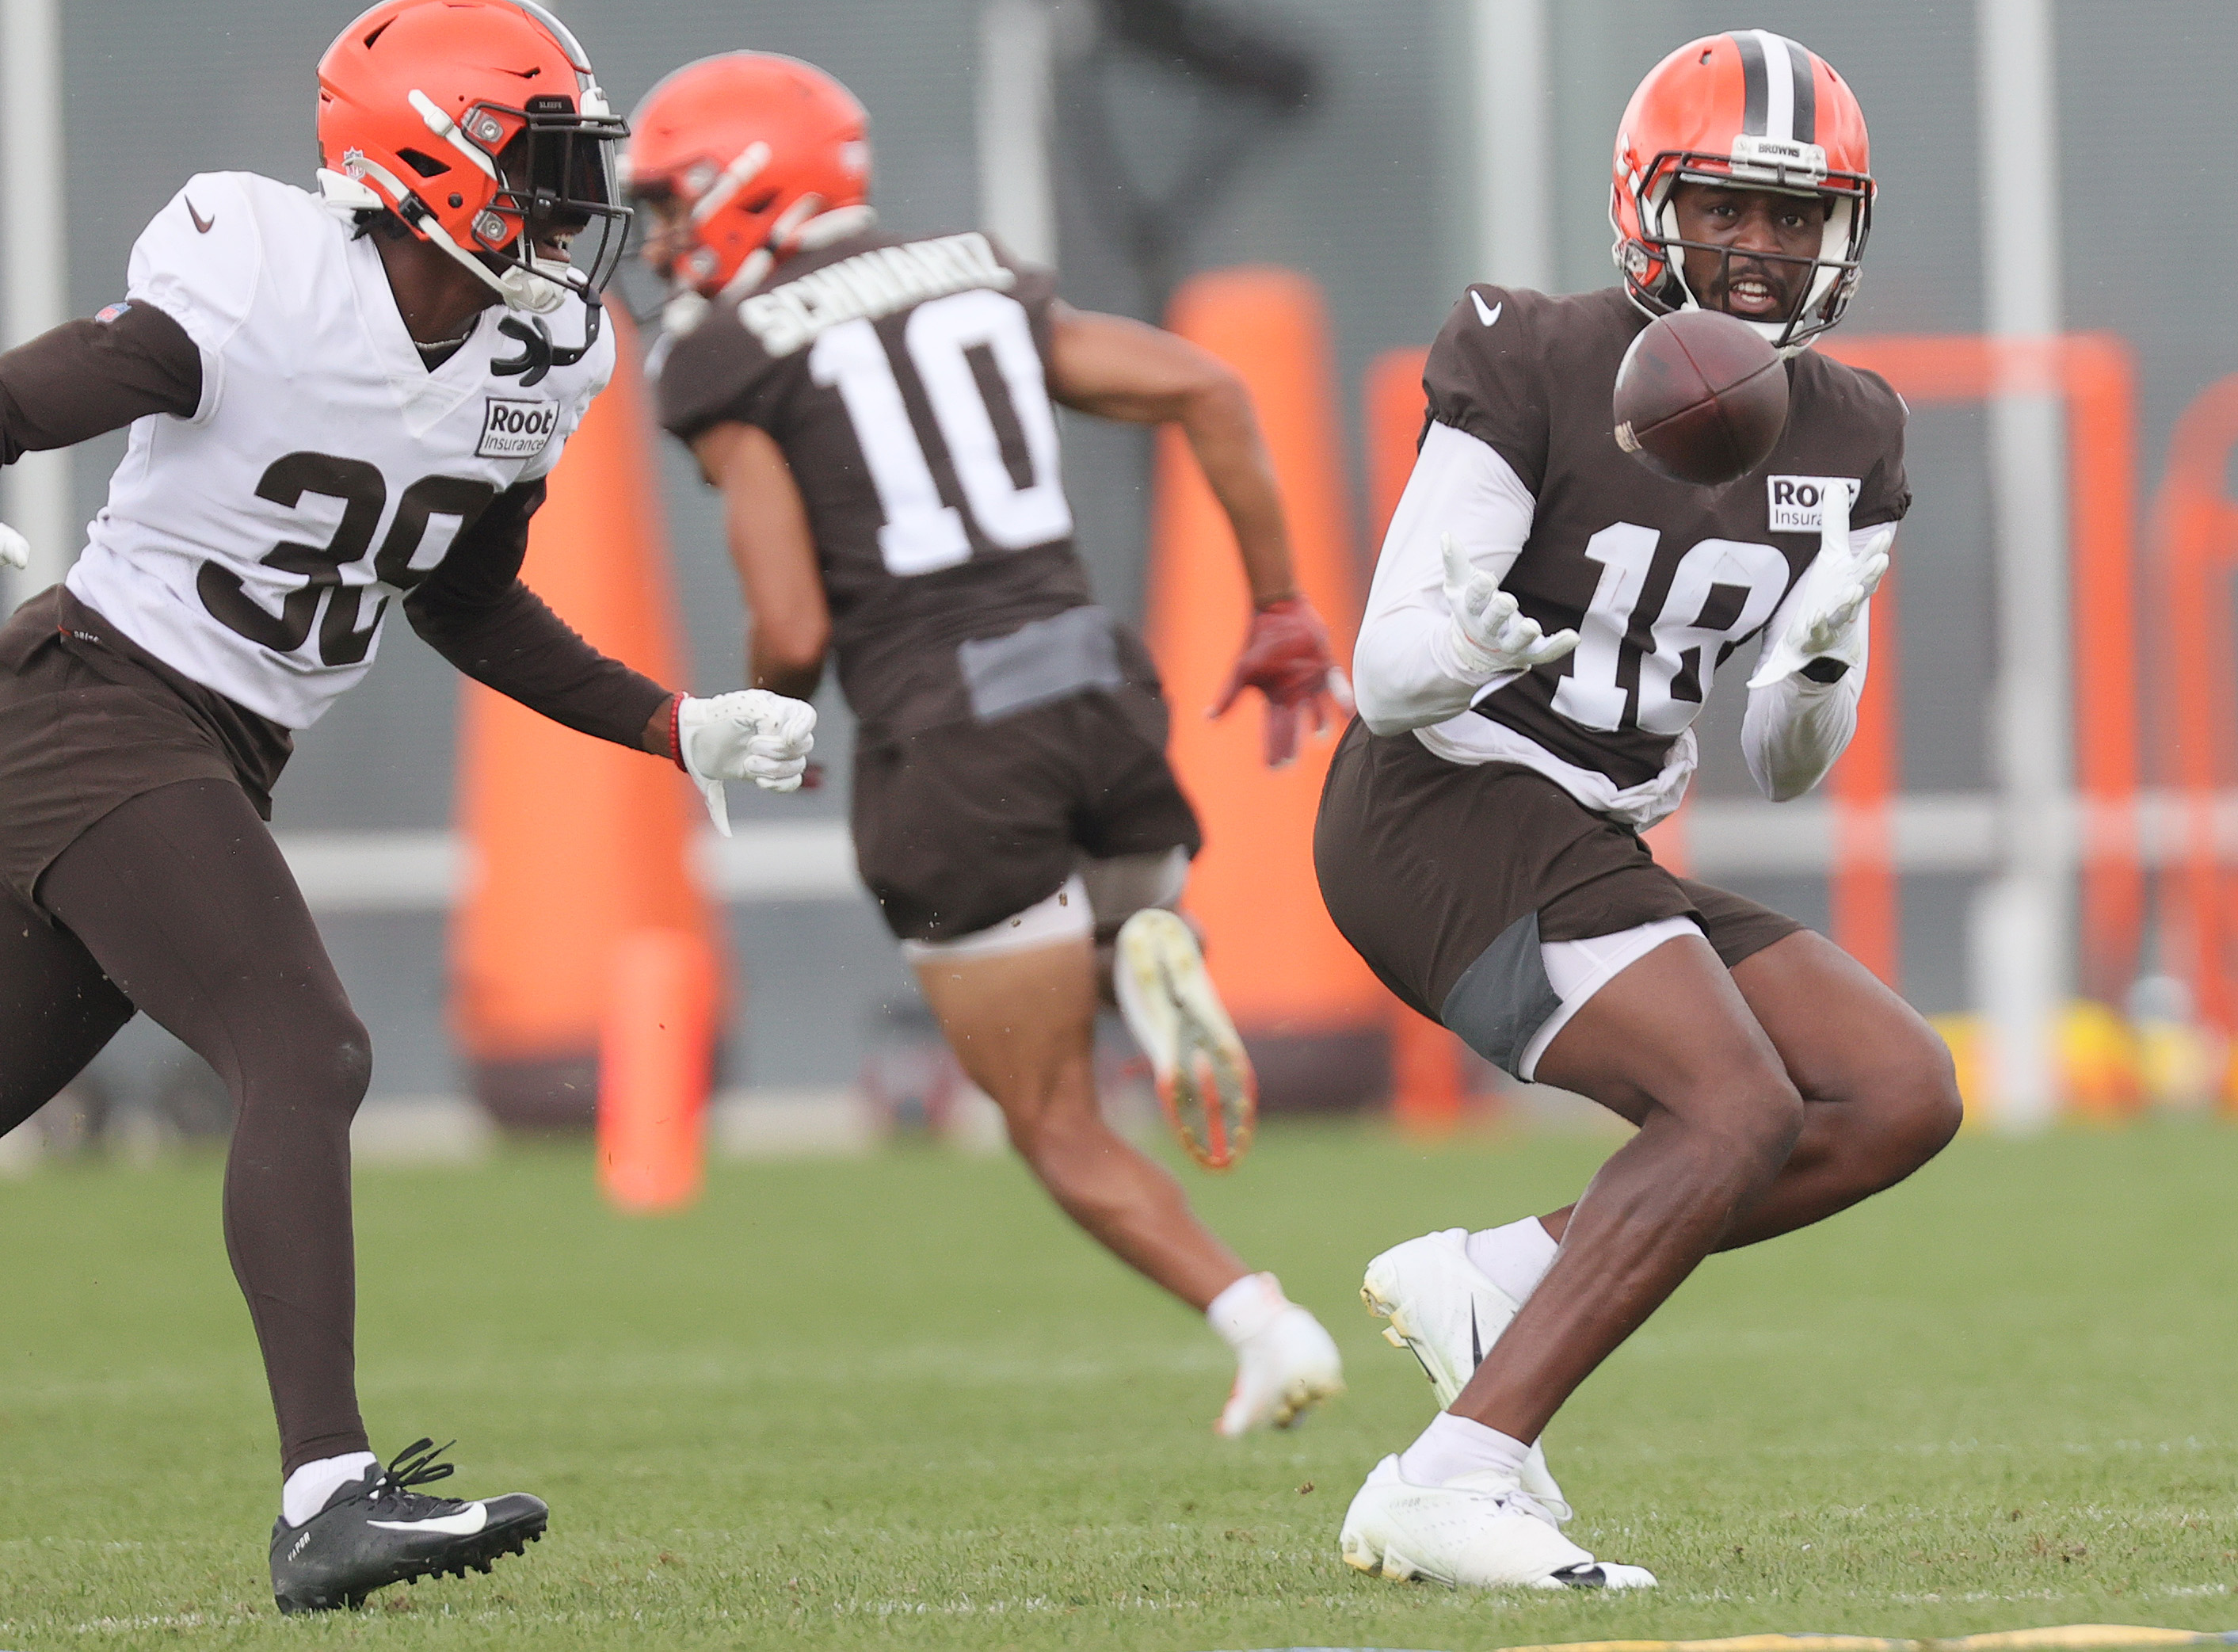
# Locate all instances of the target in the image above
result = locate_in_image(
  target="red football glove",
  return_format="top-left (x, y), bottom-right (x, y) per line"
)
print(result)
top-left (1210, 596), bottom-right (1355, 768)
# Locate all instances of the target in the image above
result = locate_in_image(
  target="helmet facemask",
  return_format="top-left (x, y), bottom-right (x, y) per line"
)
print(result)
top-left (1615, 143), bottom-right (1872, 353)
top-left (484, 95), bottom-right (631, 302)
top-left (392, 87), bottom-right (629, 315)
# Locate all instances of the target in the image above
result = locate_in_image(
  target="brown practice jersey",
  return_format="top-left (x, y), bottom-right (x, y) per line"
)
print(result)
top-left (654, 227), bottom-right (1142, 740)
top-left (1426, 284), bottom-right (1908, 788)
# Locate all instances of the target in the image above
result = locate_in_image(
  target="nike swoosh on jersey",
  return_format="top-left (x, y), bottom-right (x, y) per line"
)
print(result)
top-left (1470, 291), bottom-right (1502, 328)
top-left (368, 1502), bottom-right (488, 1536)
top-left (186, 198), bottom-right (215, 235)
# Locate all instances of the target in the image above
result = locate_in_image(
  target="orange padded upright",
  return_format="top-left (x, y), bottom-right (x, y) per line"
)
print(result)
top-left (452, 310), bottom-right (722, 1129)
top-left (1146, 269), bottom-right (1385, 1106)
top-left (599, 928), bottom-right (720, 1211)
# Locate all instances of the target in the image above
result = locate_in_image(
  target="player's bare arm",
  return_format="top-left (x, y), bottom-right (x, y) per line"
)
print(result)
top-left (690, 419), bottom-right (830, 703)
top-left (1046, 301), bottom-right (1352, 765)
top-left (1046, 302), bottom-right (1294, 605)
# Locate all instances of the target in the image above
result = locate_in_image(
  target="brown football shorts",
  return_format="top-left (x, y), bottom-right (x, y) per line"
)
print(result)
top-left (851, 682), bottom-right (1203, 944)
top-left (1313, 718), bottom-right (1801, 1077)
top-left (0, 587), bottom-right (290, 909)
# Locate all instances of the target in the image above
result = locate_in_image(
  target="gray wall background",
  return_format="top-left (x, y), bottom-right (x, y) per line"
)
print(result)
top-left (13, 0), bottom-right (2238, 1103)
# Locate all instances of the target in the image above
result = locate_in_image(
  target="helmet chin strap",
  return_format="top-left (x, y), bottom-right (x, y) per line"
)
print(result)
top-left (429, 221), bottom-right (576, 316)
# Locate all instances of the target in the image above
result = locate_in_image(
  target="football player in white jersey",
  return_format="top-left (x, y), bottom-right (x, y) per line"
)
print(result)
top-left (0, 0), bottom-right (812, 1615)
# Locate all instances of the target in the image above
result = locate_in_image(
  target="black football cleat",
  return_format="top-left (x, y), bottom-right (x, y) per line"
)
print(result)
top-left (269, 1437), bottom-right (547, 1614)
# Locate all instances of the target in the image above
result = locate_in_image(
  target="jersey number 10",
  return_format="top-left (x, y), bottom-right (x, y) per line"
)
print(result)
top-left (809, 287), bottom-right (1073, 577)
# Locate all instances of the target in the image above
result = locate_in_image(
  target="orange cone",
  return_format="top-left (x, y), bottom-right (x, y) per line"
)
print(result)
top-left (451, 311), bottom-right (724, 1130)
top-left (1146, 269), bottom-right (1386, 1110)
top-left (598, 928), bottom-right (720, 1211)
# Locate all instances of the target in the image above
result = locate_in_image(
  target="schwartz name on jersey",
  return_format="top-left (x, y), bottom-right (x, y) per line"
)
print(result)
top-left (1360, 284), bottom-right (1908, 823)
top-left (67, 170), bottom-right (614, 730)
top-left (654, 227), bottom-right (1137, 740)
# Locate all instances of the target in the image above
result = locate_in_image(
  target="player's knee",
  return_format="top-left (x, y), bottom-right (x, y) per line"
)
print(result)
top-left (1006, 1095), bottom-right (1088, 1166)
top-left (277, 996), bottom-right (373, 1121)
top-left (330, 1020), bottom-right (374, 1120)
top-left (1695, 1063), bottom-right (1808, 1169)
top-left (1878, 1032), bottom-right (1963, 1170)
top-left (1007, 1094), bottom-right (1115, 1188)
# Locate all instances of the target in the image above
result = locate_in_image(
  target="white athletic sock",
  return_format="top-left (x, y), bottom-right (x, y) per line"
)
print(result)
top-left (281, 1451), bottom-right (379, 1528)
top-left (1397, 1411), bottom-right (1531, 1487)
top-left (1466, 1215), bottom-right (1560, 1305)
top-left (1206, 1271), bottom-right (1287, 1349)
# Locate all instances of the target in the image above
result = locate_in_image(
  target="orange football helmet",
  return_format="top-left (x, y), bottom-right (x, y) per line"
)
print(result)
top-left (625, 53), bottom-right (873, 304)
top-left (1611, 30), bottom-right (1873, 351)
top-left (315, 0), bottom-right (629, 315)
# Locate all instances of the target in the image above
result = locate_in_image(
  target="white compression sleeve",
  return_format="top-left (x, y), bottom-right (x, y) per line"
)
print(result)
top-left (1741, 529), bottom-right (1882, 802)
top-left (1354, 422), bottom-right (1538, 735)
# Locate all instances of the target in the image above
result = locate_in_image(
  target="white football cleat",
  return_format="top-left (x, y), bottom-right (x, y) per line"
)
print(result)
top-left (1216, 1303), bottom-right (1344, 1436)
top-left (1339, 1456), bottom-right (1655, 1591)
top-left (1115, 907), bottom-right (1256, 1169)
top-left (1361, 1229), bottom-right (1571, 1520)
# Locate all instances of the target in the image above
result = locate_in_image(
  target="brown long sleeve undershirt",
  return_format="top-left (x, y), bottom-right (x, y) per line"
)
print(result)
top-left (0, 302), bottom-right (675, 754)
top-left (404, 479), bottom-right (673, 750)
top-left (0, 303), bottom-right (204, 459)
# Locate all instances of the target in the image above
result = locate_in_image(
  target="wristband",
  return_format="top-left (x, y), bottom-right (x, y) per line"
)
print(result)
top-left (669, 693), bottom-right (688, 773)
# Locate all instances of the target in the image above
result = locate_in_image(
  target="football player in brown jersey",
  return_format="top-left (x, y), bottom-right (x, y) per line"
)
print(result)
top-left (1319, 32), bottom-right (1962, 1588)
top-left (630, 53), bottom-right (1352, 1436)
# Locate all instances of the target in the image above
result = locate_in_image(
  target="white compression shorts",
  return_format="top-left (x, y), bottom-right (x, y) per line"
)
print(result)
top-left (1515, 915), bottom-right (1704, 1082)
top-left (897, 847), bottom-right (1191, 964)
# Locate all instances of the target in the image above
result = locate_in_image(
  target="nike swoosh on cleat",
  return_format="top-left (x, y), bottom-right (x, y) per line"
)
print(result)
top-left (368, 1503), bottom-right (488, 1536)
top-left (186, 198), bottom-right (215, 235)
top-left (1470, 291), bottom-right (1501, 327)
top-left (1470, 1303), bottom-right (1484, 1370)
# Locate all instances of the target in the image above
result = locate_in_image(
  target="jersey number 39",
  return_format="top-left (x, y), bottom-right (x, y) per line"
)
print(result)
top-left (809, 288), bottom-right (1073, 577)
top-left (197, 453), bottom-right (495, 666)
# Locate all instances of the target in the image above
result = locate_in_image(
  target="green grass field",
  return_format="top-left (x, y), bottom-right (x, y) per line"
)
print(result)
top-left (4, 1120), bottom-right (2237, 1651)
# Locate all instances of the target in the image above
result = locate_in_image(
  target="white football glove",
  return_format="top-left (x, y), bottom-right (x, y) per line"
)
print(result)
top-left (676, 689), bottom-right (818, 836)
top-left (0, 521), bottom-right (29, 572)
top-left (1748, 481), bottom-right (1893, 689)
top-left (1441, 532), bottom-right (1578, 677)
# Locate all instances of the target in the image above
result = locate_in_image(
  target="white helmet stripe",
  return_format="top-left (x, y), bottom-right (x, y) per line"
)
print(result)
top-left (1753, 30), bottom-right (1795, 143)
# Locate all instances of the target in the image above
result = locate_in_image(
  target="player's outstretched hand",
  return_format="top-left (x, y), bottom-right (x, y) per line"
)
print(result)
top-left (1211, 595), bottom-right (1355, 769)
top-left (677, 689), bottom-right (818, 837)
top-left (1748, 482), bottom-right (1891, 689)
top-left (0, 521), bottom-right (29, 572)
top-left (1792, 528), bottom-right (1891, 658)
top-left (1441, 533), bottom-right (1578, 677)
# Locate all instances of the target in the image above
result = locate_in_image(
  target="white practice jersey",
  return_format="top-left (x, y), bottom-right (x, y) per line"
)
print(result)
top-left (66, 171), bottom-right (614, 729)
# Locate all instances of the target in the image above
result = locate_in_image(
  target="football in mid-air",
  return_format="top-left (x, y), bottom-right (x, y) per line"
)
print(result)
top-left (1612, 308), bottom-right (1790, 487)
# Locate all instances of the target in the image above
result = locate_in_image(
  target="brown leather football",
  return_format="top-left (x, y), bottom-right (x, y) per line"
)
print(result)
top-left (1612, 308), bottom-right (1790, 487)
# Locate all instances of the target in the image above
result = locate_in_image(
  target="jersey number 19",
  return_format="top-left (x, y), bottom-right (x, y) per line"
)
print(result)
top-left (809, 287), bottom-right (1073, 578)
